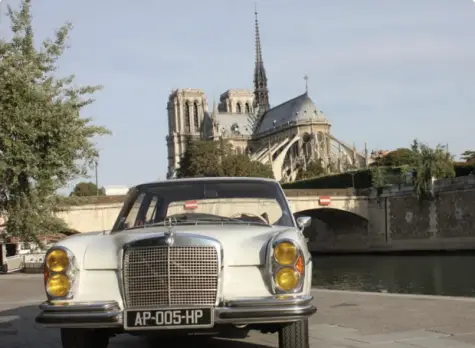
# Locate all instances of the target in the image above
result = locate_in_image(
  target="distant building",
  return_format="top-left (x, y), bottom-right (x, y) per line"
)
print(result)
top-left (103, 186), bottom-right (129, 196)
top-left (166, 10), bottom-right (372, 182)
top-left (370, 150), bottom-right (391, 160)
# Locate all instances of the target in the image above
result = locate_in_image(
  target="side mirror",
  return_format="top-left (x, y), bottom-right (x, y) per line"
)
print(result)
top-left (296, 216), bottom-right (312, 230)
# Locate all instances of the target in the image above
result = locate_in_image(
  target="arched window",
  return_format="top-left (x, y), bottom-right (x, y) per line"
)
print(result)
top-left (245, 103), bottom-right (250, 113)
top-left (184, 103), bottom-right (190, 132)
top-left (193, 102), bottom-right (199, 131)
top-left (236, 103), bottom-right (242, 113)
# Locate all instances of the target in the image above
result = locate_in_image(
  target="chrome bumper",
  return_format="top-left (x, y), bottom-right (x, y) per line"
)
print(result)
top-left (35, 296), bottom-right (317, 329)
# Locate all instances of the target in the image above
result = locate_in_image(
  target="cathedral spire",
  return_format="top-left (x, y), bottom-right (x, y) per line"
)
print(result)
top-left (253, 5), bottom-right (270, 113)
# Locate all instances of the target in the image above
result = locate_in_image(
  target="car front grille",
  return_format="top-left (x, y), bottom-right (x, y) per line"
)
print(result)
top-left (123, 246), bottom-right (219, 308)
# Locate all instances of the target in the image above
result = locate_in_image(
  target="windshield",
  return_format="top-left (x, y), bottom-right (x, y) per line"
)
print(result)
top-left (111, 179), bottom-right (295, 231)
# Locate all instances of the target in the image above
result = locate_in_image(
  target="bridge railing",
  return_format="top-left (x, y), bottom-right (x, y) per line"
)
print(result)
top-left (284, 188), bottom-right (369, 197)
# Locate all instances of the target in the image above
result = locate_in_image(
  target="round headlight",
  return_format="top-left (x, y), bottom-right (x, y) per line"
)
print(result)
top-left (46, 249), bottom-right (69, 273)
top-left (275, 267), bottom-right (300, 291)
top-left (274, 241), bottom-right (298, 266)
top-left (46, 274), bottom-right (71, 297)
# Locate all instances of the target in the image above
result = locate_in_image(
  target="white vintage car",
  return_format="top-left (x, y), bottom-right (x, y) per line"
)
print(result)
top-left (36, 177), bottom-right (316, 348)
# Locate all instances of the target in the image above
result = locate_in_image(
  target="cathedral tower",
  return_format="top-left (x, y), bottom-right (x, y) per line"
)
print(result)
top-left (166, 88), bottom-right (208, 178)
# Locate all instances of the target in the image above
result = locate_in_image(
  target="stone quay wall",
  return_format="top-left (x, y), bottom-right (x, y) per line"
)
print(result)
top-left (308, 176), bottom-right (475, 253)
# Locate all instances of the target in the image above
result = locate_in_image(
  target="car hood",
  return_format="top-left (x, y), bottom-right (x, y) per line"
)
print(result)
top-left (58, 225), bottom-right (299, 270)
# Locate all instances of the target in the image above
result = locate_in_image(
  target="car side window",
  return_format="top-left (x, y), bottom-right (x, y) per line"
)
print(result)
top-left (125, 193), bottom-right (145, 228)
top-left (145, 196), bottom-right (158, 224)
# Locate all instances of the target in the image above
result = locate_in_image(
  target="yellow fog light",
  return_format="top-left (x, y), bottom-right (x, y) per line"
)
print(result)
top-left (275, 267), bottom-right (300, 291)
top-left (46, 274), bottom-right (71, 297)
top-left (46, 249), bottom-right (69, 273)
top-left (274, 241), bottom-right (297, 265)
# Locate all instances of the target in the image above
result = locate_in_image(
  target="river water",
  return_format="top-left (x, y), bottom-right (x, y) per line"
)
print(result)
top-left (311, 253), bottom-right (475, 297)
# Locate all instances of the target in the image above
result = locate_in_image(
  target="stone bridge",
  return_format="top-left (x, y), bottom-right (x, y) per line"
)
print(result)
top-left (47, 177), bottom-right (475, 253)
top-left (56, 188), bottom-right (370, 235)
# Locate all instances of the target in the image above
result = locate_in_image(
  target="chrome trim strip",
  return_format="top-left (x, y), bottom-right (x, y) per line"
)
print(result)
top-left (35, 296), bottom-right (316, 329)
top-left (38, 301), bottom-right (119, 312)
top-left (224, 295), bottom-right (313, 307)
top-left (35, 301), bottom-right (123, 328)
top-left (215, 304), bottom-right (317, 324)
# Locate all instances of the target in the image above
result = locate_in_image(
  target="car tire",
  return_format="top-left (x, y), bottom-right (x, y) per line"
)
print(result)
top-left (61, 328), bottom-right (110, 348)
top-left (278, 319), bottom-right (309, 348)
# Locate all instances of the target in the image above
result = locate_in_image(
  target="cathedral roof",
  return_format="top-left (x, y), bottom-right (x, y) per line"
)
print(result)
top-left (214, 112), bottom-right (258, 137)
top-left (255, 93), bottom-right (328, 134)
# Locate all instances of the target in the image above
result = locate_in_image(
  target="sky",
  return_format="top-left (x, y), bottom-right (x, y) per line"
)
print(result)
top-left (1, 0), bottom-right (474, 194)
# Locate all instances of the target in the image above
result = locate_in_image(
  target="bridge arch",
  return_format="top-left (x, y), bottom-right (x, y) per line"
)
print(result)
top-left (294, 207), bottom-right (369, 247)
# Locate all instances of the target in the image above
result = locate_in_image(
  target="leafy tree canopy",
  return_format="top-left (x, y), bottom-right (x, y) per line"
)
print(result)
top-left (70, 182), bottom-right (105, 197)
top-left (176, 139), bottom-right (274, 179)
top-left (0, 0), bottom-right (111, 241)
top-left (371, 148), bottom-right (416, 167)
top-left (461, 150), bottom-right (475, 163)
top-left (410, 140), bottom-right (455, 199)
top-left (295, 159), bottom-right (325, 181)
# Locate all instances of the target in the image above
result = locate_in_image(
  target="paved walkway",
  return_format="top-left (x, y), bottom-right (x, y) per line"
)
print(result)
top-left (2, 274), bottom-right (475, 347)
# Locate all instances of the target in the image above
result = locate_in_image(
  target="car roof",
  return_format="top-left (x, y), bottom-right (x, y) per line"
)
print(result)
top-left (135, 176), bottom-right (279, 189)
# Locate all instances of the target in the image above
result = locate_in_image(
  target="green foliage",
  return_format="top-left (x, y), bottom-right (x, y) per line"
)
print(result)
top-left (370, 166), bottom-right (413, 189)
top-left (70, 182), bottom-right (105, 197)
top-left (461, 150), bottom-right (475, 163)
top-left (295, 159), bottom-right (325, 181)
top-left (282, 169), bottom-right (372, 190)
top-left (176, 139), bottom-right (274, 179)
top-left (0, 1), bottom-right (111, 242)
top-left (411, 142), bottom-right (455, 200)
top-left (371, 148), bottom-right (416, 167)
top-left (283, 140), bottom-right (456, 198)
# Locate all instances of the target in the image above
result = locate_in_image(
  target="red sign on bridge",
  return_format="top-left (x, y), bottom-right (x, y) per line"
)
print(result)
top-left (318, 196), bottom-right (332, 206)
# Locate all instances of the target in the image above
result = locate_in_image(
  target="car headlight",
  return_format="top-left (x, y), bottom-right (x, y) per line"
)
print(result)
top-left (46, 274), bottom-right (71, 297)
top-left (275, 267), bottom-right (300, 291)
top-left (274, 241), bottom-right (298, 266)
top-left (43, 247), bottom-right (78, 300)
top-left (46, 248), bottom-right (70, 273)
top-left (269, 239), bottom-right (305, 294)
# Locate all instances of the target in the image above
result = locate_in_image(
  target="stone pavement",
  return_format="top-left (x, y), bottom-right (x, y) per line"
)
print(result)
top-left (2, 273), bottom-right (475, 347)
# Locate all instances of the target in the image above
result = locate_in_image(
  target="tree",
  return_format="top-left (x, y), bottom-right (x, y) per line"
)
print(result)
top-left (70, 182), bottom-right (105, 197)
top-left (0, 0), bottom-right (111, 241)
top-left (176, 139), bottom-right (274, 178)
top-left (411, 141), bottom-right (455, 199)
top-left (221, 154), bottom-right (274, 178)
top-left (371, 148), bottom-right (416, 167)
top-left (461, 150), bottom-right (475, 163)
top-left (295, 159), bottom-right (325, 181)
top-left (176, 139), bottom-right (230, 178)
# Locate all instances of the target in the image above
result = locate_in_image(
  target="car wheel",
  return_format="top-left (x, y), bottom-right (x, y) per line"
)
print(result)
top-left (278, 320), bottom-right (309, 348)
top-left (61, 328), bottom-right (110, 348)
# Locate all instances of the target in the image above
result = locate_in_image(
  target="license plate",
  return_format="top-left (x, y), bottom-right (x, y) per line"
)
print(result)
top-left (124, 308), bottom-right (213, 330)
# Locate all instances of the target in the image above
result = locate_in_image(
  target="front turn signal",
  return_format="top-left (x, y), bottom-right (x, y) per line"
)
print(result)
top-left (295, 255), bottom-right (304, 274)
